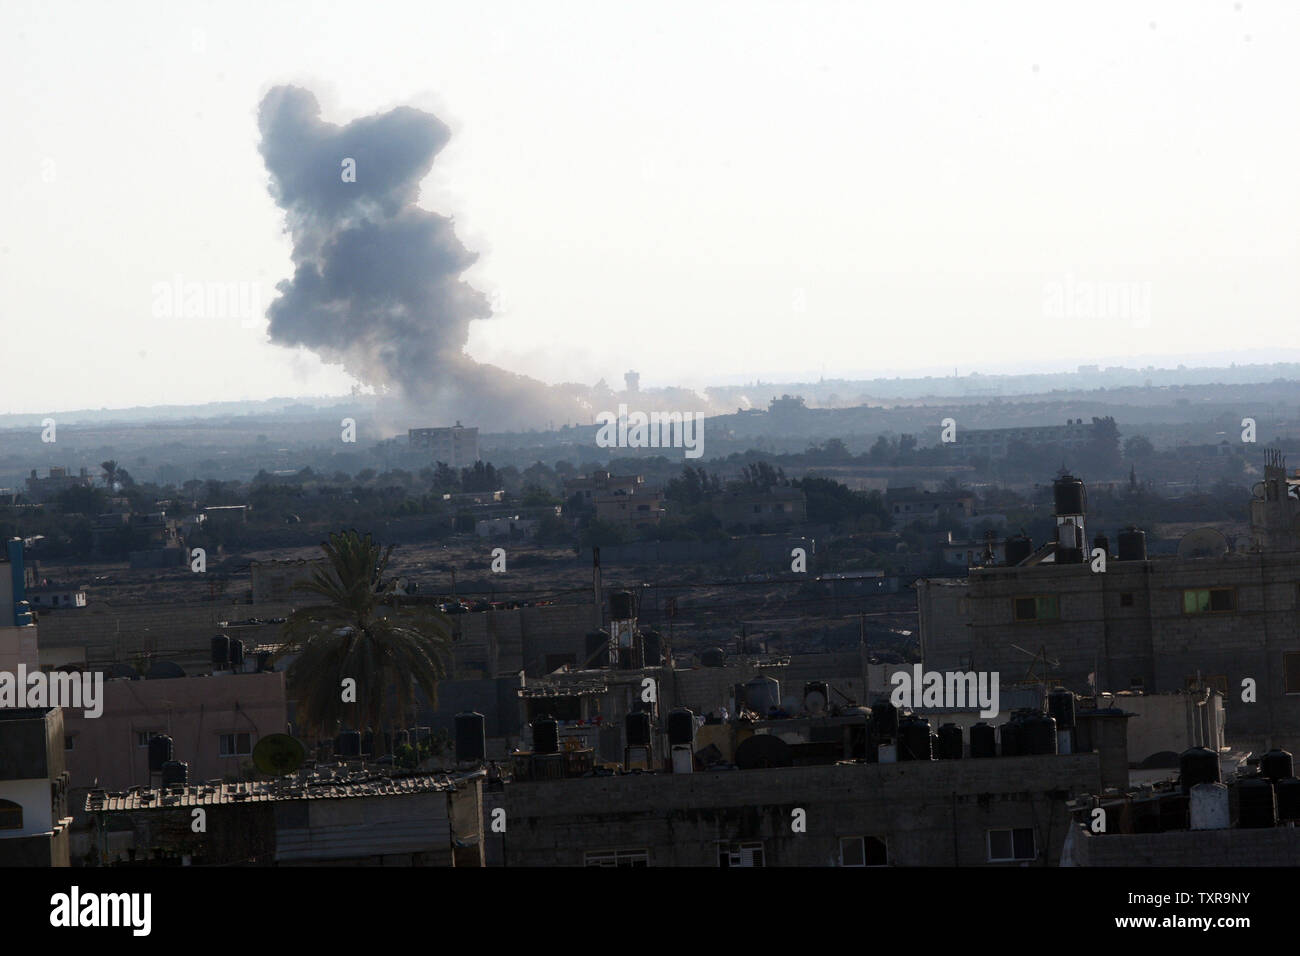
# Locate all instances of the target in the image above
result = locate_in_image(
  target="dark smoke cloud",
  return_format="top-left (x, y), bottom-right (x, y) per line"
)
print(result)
top-left (257, 85), bottom-right (594, 428)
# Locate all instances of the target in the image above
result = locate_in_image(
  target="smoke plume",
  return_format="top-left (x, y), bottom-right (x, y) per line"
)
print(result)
top-left (257, 85), bottom-right (591, 429)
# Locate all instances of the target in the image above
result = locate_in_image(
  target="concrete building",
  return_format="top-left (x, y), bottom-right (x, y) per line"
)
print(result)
top-left (250, 558), bottom-right (325, 604)
top-left (0, 708), bottom-right (72, 866)
top-left (24, 467), bottom-right (94, 503)
top-left (62, 670), bottom-right (288, 795)
top-left (502, 753), bottom-right (1103, 866)
top-left (84, 768), bottom-right (485, 867)
top-left (564, 470), bottom-right (644, 502)
top-left (409, 422), bottom-right (480, 469)
top-left (886, 487), bottom-right (976, 527)
top-left (594, 489), bottom-right (666, 530)
top-left (948, 419), bottom-right (1095, 461)
top-left (918, 460), bottom-right (1300, 755)
top-left (711, 485), bottom-right (807, 530)
top-left (0, 538), bottom-right (39, 675)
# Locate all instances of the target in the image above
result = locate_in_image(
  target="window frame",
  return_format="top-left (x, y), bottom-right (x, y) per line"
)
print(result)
top-left (1013, 595), bottom-right (1060, 623)
top-left (583, 848), bottom-right (650, 867)
top-left (718, 841), bottom-right (766, 868)
top-left (218, 732), bottom-right (252, 757)
top-left (1182, 587), bottom-right (1236, 615)
top-left (839, 835), bottom-right (888, 867)
top-left (987, 826), bottom-right (1036, 862)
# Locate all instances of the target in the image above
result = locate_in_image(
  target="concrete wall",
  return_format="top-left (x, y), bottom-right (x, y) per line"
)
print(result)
top-left (504, 753), bottom-right (1101, 866)
top-left (63, 671), bottom-right (287, 792)
top-left (919, 550), bottom-right (1300, 754)
top-left (1068, 821), bottom-right (1300, 866)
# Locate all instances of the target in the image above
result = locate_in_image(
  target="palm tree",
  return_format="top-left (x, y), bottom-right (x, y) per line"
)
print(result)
top-left (277, 530), bottom-right (451, 754)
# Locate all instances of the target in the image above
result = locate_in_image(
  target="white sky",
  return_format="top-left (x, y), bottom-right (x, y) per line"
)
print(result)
top-left (2, 0), bottom-right (1297, 414)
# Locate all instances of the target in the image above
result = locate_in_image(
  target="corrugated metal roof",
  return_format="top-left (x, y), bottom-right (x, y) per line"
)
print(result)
top-left (85, 771), bottom-right (460, 813)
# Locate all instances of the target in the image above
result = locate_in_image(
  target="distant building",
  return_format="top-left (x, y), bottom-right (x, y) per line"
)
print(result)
top-left (26, 587), bottom-right (86, 611)
top-left (886, 487), bottom-right (975, 527)
top-left (948, 419), bottom-right (1095, 461)
top-left (564, 470), bottom-right (644, 502)
top-left (250, 559), bottom-right (324, 604)
top-left (711, 485), bottom-right (806, 530)
top-left (595, 490), bottom-right (666, 530)
top-left (409, 422), bottom-right (480, 469)
top-left (24, 467), bottom-right (93, 503)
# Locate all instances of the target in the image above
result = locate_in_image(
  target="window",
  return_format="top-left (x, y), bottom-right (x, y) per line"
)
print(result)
top-left (65, 735), bottom-right (75, 752)
top-left (987, 827), bottom-right (1036, 862)
top-left (0, 799), bottom-right (22, 831)
top-left (1119, 592), bottom-right (1134, 608)
top-left (584, 849), bottom-right (649, 867)
top-left (1013, 595), bottom-right (1059, 622)
top-left (219, 733), bottom-right (252, 756)
top-left (718, 841), bottom-right (765, 867)
top-left (840, 836), bottom-right (888, 867)
top-left (1286, 654), bottom-right (1300, 695)
top-left (136, 731), bottom-right (163, 748)
top-left (1182, 588), bottom-right (1235, 614)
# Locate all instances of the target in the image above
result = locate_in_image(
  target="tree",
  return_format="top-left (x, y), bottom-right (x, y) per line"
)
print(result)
top-left (276, 530), bottom-right (452, 744)
top-left (1124, 434), bottom-right (1155, 461)
top-left (100, 460), bottom-right (119, 491)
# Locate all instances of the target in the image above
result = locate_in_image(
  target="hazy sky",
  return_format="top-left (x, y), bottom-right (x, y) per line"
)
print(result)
top-left (2, 0), bottom-right (1297, 414)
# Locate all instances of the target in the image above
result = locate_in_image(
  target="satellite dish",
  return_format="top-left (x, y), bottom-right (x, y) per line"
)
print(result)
top-left (734, 733), bottom-right (793, 770)
top-left (805, 688), bottom-right (827, 715)
top-left (252, 734), bottom-right (307, 776)
top-left (111, 662), bottom-right (139, 680)
top-left (1177, 528), bottom-right (1229, 560)
top-left (146, 660), bottom-right (186, 680)
top-left (1252, 481), bottom-right (1267, 500)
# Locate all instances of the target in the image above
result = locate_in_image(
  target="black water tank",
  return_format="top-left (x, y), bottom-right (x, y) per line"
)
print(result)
top-left (667, 708), bottom-right (695, 747)
top-left (210, 634), bottom-right (229, 666)
top-left (609, 590), bottom-right (634, 620)
top-left (626, 711), bottom-right (652, 747)
top-left (1053, 475), bottom-right (1086, 515)
top-left (701, 647), bottom-right (726, 668)
top-left (1237, 777), bottom-right (1277, 828)
top-left (160, 760), bottom-right (188, 787)
top-left (147, 734), bottom-right (173, 773)
top-left (642, 630), bottom-right (662, 666)
top-left (532, 717), bottom-right (559, 754)
top-left (871, 698), bottom-right (899, 738)
top-left (455, 712), bottom-right (486, 762)
top-left (1022, 714), bottom-right (1058, 755)
top-left (1000, 720), bottom-right (1022, 757)
top-left (1092, 533), bottom-right (1110, 556)
top-left (1118, 526), bottom-right (1148, 561)
top-left (937, 723), bottom-right (963, 760)
top-left (970, 722), bottom-right (997, 758)
top-left (1179, 746), bottom-right (1221, 794)
top-left (256, 650), bottom-right (273, 672)
top-left (229, 638), bottom-right (244, 669)
top-left (1276, 778), bottom-right (1300, 821)
top-left (335, 730), bottom-right (362, 757)
top-left (1261, 749), bottom-right (1294, 783)
top-left (1005, 535), bottom-right (1034, 567)
top-left (1047, 689), bottom-right (1076, 731)
top-left (897, 716), bottom-right (932, 761)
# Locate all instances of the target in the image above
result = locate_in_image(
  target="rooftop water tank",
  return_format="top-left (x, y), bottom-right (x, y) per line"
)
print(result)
top-left (1260, 749), bottom-right (1294, 783)
top-left (1004, 534), bottom-right (1034, 567)
top-left (454, 712), bottom-right (486, 762)
top-left (744, 676), bottom-right (782, 715)
top-left (532, 717), bottom-right (559, 755)
top-left (969, 722), bottom-right (997, 758)
top-left (1053, 475), bottom-right (1086, 516)
top-left (667, 708), bottom-right (695, 747)
top-left (210, 634), bottom-right (230, 666)
top-left (1047, 688), bottom-right (1076, 731)
top-left (1117, 526), bottom-right (1147, 562)
top-left (1178, 746), bottom-right (1221, 794)
top-left (897, 716), bottom-right (932, 761)
top-left (626, 711), bottom-right (652, 748)
top-left (1000, 720), bottom-right (1022, 757)
top-left (609, 590), bottom-right (634, 620)
top-left (871, 698), bottom-right (898, 738)
top-left (936, 723), bottom-right (963, 760)
top-left (700, 647), bottom-right (726, 668)
top-left (1021, 714), bottom-right (1058, 755)
top-left (1237, 777), bottom-right (1277, 829)
top-left (147, 734), bottom-right (173, 773)
top-left (1189, 782), bottom-right (1230, 830)
top-left (1276, 777), bottom-right (1300, 822)
top-left (334, 730), bottom-right (361, 757)
top-left (160, 760), bottom-right (188, 788)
